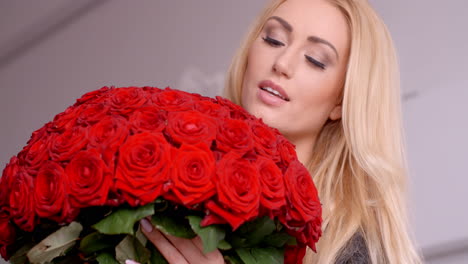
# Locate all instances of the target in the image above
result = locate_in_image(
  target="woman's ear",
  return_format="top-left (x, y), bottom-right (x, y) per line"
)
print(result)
top-left (329, 104), bottom-right (342, 121)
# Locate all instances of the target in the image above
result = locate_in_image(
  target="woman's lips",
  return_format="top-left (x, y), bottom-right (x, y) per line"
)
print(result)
top-left (257, 80), bottom-right (290, 106)
top-left (258, 80), bottom-right (290, 101)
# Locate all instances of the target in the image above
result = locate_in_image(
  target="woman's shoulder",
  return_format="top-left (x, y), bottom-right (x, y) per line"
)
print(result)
top-left (335, 232), bottom-right (370, 264)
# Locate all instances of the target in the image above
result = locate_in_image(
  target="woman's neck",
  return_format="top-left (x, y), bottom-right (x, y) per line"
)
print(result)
top-left (288, 135), bottom-right (317, 167)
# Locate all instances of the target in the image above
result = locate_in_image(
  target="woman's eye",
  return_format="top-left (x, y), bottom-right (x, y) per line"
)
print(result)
top-left (305, 55), bottom-right (326, 70)
top-left (262, 36), bottom-right (285, 47)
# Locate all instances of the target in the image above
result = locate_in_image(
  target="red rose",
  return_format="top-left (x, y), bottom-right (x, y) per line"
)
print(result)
top-left (76, 102), bottom-right (110, 126)
top-left (0, 210), bottom-right (16, 261)
top-left (280, 160), bottom-right (322, 247)
top-left (51, 106), bottom-right (79, 131)
top-left (75, 86), bottom-right (110, 105)
top-left (27, 122), bottom-right (52, 144)
top-left (49, 126), bottom-right (88, 161)
top-left (35, 161), bottom-right (73, 223)
top-left (0, 211), bottom-right (15, 245)
top-left (284, 245), bottom-right (306, 264)
top-left (88, 115), bottom-right (129, 170)
top-left (256, 157), bottom-right (286, 213)
top-left (88, 115), bottom-right (128, 149)
top-left (203, 152), bottom-right (260, 229)
top-left (215, 96), bottom-right (254, 120)
top-left (283, 160), bottom-right (320, 223)
top-left (165, 143), bottom-right (216, 207)
top-left (129, 107), bottom-right (167, 134)
top-left (9, 169), bottom-right (36, 232)
top-left (166, 111), bottom-right (216, 146)
top-left (276, 136), bottom-right (297, 170)
top-left (109, 87), bottom-right (148, 115)
top-left (250, 121), bottom-right (279, 159)
top-left (169, 88), bottom-right (201, 99)
top-left (216, 119), bottom-right (253, 153)
top-left (17, 136), bottom-right (49, 177)
top-left (215, 96), bottom-right (245, 113)
top-left (0, 246), bottom-right (8, 261)
top-left (65, 149), bottom-right (112, 208)
top-left (194, 100), bottom-right (230, 119)
top-left (0, 157), bottom-right (19, 207)
top-left (152, 89), bottom-right (194, 111)
top-left (284, 219), bottom-right (321, 252)
top-left (115, 132), bottom-right (172, 206)
top-left (304, 219), bottom-right (322, 251)
top-left (142, 86), bottom-right (162, 94)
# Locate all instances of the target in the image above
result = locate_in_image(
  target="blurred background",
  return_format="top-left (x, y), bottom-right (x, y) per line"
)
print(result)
top-left (0, 0), bottom-right (466, 263)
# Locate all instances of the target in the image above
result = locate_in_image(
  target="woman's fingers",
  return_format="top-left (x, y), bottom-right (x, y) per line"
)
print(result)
top-left (140, 218), bottom-right (224, 264)
top-left (161, 231), bottom-right (210, 262)
top-left (140, 218), bottom-right (189, 264)
top-left (191, 236), bottom-right (224, 262)
top-left (191, 236), bottom-right (204, 252)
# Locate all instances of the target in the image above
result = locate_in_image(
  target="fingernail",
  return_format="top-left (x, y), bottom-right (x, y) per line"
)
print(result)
top-left (140, 218), bottom-right (153, 233)
top-left (126, 260), bottom-right (139, 264)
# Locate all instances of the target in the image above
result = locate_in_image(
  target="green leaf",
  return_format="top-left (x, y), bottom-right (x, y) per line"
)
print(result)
top-left (148, 243), bottom-right (169, 264)
top-left (187, 215), bottom-right (225, 253)
top-left (217, 240), bottom-right (232, 250)
top-left (26, 221), bottom-right (83, 264)
top-left (224, 254), bottom-right (244, 264)
top-left (135, 225), bottom-right (148, 246)
top-left (93, 204), bottom-right (155, 235)
top-left (115, 235), bottom-right (151, 264)
top-left (238, 216), bottom-right (276, 246)
top-left (250, 247), bottom-right (284, 264)
top-left (151, 213), bottom-right (196, 239)
top-left (263, 232), bottom-right (293, 247)
top-left (230, 235), bottom-right (248, 248)
top-left (79, 232), bottom-right (120, 255)
top-left (9, 243), bottom-right (34, 264)
top-left (236, 247), bottom-right (284, 264)
top-left (235, 248), bottom-right (257, 264)
top-left (96, 252), bottom-right (119, 264)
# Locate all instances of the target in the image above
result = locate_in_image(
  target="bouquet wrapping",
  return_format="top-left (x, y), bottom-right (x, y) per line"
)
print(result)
top-left (0, 86), bottom-right (322, 264)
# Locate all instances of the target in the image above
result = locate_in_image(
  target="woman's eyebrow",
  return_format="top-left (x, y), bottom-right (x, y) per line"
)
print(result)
top-left (267, 16), bottom-right (293, 32)
top-left (308, 36), bottom-right (339, 61)
top-left (266, 16), bottom-right (340, 61)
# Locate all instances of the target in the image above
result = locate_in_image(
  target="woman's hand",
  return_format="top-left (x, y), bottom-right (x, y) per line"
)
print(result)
top-left (126, 217), bottom-right (224, 264)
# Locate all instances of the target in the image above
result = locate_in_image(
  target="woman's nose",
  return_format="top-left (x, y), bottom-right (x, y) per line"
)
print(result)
top-left (272, 48), bottom-right (296, 79)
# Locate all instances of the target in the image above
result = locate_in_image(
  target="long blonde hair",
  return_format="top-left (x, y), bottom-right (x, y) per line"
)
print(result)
top-left (224, 0), bottom-right (422, 263)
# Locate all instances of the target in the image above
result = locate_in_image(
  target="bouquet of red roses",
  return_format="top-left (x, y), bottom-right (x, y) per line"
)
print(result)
top-left (0, 86), bottom-right (322, 264)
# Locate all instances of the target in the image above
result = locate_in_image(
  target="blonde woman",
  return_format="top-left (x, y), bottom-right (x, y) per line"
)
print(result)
top-left (135, 0), bottom-right (422, 263)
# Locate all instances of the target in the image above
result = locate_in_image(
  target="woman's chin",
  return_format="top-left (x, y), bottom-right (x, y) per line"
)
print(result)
top-left (257, 113), bottom-right (283, 131)
top-left (244, 103), bottom-right (285, 130)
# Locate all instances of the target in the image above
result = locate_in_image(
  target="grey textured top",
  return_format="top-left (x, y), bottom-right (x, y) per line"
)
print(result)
top-left (335, 233), bottom-right (371, 264)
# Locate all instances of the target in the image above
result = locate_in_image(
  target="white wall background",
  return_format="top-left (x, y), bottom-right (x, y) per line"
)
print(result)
top-left (0, 0), bottom-right (467, 263)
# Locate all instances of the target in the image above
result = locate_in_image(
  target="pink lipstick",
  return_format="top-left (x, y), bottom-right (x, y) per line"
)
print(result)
top-left (257, 80), bottom-right (290, 106)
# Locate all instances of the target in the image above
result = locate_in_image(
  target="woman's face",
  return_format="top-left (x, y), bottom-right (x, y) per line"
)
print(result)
top-left (241, 0), bottom-right (350, 148)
